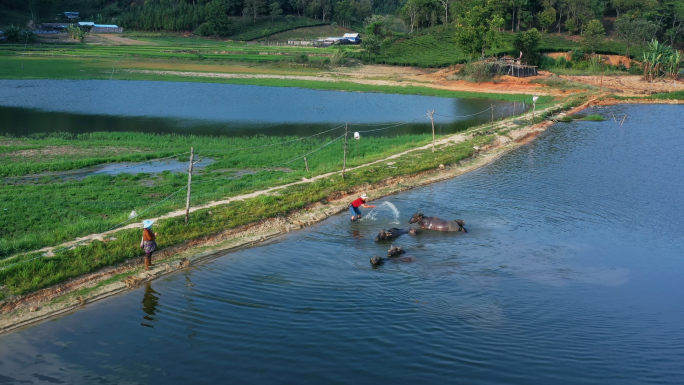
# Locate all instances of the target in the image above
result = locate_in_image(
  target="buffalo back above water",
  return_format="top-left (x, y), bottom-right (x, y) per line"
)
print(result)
top-left (408, 213), bottom-right (466, 232)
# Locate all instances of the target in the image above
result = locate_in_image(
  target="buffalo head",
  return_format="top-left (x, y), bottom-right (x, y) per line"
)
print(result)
top-left (408, 212), bottom-right (424, 224)
top-left (375, 229), bottom-right (391, 241)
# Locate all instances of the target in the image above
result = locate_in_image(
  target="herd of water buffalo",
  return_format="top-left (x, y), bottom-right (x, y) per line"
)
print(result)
top-left (370, 211), bottom-right (467, 267)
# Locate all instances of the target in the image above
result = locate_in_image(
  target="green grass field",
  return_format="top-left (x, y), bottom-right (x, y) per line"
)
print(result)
top-left (0, 131), bottom-right (444, 260)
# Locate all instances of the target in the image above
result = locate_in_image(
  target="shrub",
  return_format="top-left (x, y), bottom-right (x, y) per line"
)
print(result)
top-left (513, 28), bottom-right (541, 66)
top-left (572, 60), bottom-right (589, 70)
top-left (539, 55), bottom-right (557, 70)
top-left (3, 25), bottom-right (36, 43)
top-left (295, 54), bottom-right (309, 63)
top-left (571, 48), bottom-right (584, 62)
top-left (557, 56), bottom-right (570, 68)
top-left (458, 62), bottom-right (503, 82)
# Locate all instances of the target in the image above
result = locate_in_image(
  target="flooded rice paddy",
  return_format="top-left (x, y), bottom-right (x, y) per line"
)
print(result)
top-left (1, 103), bottom-right (683, 384)
top-left (0, 80), bottom-right (517, 137)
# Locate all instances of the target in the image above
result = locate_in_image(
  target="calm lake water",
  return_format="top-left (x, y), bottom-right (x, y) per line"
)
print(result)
top-left (0, 80), bottom-right (518, 137)
top-left (1, 104), bottom-right (683, 384)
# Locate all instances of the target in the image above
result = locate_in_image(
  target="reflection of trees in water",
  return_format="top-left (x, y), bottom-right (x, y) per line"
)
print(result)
top-left (141, 281), bottom-right (160, 328)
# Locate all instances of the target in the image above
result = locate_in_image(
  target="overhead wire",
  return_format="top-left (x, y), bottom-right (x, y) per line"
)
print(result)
top-left (354, 114), bottom-right (429, 134)
top-left (195, 124), bottom-right (346, 154)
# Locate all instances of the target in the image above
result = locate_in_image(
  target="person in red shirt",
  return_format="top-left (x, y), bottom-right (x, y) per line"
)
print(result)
top-left (349, 193), bottom-right (375, 222)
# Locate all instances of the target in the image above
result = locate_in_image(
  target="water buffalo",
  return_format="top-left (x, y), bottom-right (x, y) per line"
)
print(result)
top-left (375, 227), bottom-right (419, 241)
top-left (408, 212), bottom-right (467, 232)
top-left (387, 245), bottom-right (406, 257)
top-left (370, 255), bottom-right (416, 266)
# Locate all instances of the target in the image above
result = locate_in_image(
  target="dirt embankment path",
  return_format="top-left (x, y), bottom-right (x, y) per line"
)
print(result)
top-left (0, 101), bottom-right (573, 333)
top-left (559, 75), bottom-right (683, 96)
top-left (126, 64), bottom-right (680, 97)
top-left (125, 65), bottom-right (562, 96)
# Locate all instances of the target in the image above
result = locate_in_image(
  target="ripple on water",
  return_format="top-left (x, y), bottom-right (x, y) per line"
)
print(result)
top-left (1, 104), bottom-right (684, 384)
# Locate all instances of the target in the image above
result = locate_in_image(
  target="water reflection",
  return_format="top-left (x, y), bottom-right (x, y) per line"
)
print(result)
top-left (141, 282), bottom-right (160, 328)
top-left (0, 80), bottom-right (519, 137)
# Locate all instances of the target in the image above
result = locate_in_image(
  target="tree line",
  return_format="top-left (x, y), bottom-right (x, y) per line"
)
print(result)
top-left (5, 0), bottom-right (683, 47)
top-left (397, 0), bottom-right (683, 43)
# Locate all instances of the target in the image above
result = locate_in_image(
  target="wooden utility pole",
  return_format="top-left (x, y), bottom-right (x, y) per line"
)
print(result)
top-left (428, 110), bottom-right (435, 153)
top-left (304, 156), bottom-right (309, 172)
top-left (342, 123), bottom-right (348, 179)
top-left (491, 104), bottom-right (494, 130)
top-left (185, 147), bottom-right (199, 225)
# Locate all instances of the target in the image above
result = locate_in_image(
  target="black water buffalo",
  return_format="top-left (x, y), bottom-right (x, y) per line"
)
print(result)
top-left (408, 212), bottom-right (467, 233)
top-left (375, 227), bottom-right (419, 241)
top-left (370, 255), bottom-right (416, 266)
top-left (387, 245), bottom-right (405, 257)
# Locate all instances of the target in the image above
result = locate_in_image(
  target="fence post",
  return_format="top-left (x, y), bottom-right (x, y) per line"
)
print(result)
top-left (304, 156), bottom-right (309, 172)
top-left (428, 110), bottom-right (435, 153)
top-left (185, 147), bottom-right (194, 225)
top-left (342, 123), bottom-right (348, 179)
top-left (491, 104), bottom-right (494, 130)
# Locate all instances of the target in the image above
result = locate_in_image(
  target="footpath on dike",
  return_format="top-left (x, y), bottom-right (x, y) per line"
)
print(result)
top-left (0, 98), bottom-right (590, 333)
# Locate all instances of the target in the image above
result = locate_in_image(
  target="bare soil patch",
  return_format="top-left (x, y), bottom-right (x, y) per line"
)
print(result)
top-left (330, 65), bottom-right (562, 95)
top-left (561, 75), bottom-right (683, 95)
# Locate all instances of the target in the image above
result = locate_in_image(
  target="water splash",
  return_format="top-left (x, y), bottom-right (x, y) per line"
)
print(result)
top-left (363, 202), bottom-right (401, 223)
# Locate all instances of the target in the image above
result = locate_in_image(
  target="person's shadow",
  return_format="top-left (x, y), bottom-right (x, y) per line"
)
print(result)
top-left (141, 281), bottom-right (160, 328)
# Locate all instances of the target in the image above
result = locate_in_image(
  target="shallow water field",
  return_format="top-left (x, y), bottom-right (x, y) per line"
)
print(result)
top-left (0, 80), bottom-right (518, 137)
top-left (0, 104), bottom-right (683, 384)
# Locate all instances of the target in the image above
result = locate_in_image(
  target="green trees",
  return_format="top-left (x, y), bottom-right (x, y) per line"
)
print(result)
top-left (198, 0), bottom-right (237, 36)
top-left (538, 6), bottom-right (557, 32)
top-left (270, 1), bottom-right (284, 20)
top-left (362, 14), bottom-right (393, 56)
top-left (454, 1), bottom-right (504, 58)
top-left (121, 1), bottom-right (207, 32)
top-left (398, 0), bottom-right (440, 33)
top-left (614, 15), bottom-right (657, 56)
top-left (3, 25), bottom-right (37, 43)
top-left (580, 19), bottom-right (604, 53)
top-left (244, 0), bottom-right (267, 22)
top-left (662, 0), bottom-right (684, 46)
top-left (514, 28), bottom-right (542, 65)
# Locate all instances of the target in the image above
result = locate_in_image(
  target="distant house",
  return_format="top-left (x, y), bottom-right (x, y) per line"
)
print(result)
top-left (37, 23), bottom-right (69, 33)
top-left (78, 22), bottom-right (123, 33)
top-left (64, 12), bottom-right (80, 20)
top-left (91, 24), bottom-right (122, 33)
top-left (342, 33), bottom-right (361, 43)
top-left (317, 33), bottom-right (361, 46)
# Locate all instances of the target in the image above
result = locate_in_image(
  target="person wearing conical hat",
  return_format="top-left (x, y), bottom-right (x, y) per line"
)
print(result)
top-left (140, 220), bottom-right (158, 270)
top-left (348, 193), bottom-right (375, 222)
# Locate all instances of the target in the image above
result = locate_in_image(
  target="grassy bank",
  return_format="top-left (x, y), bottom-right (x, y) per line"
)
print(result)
top-left (0, 131), bottom-right (495, 298)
